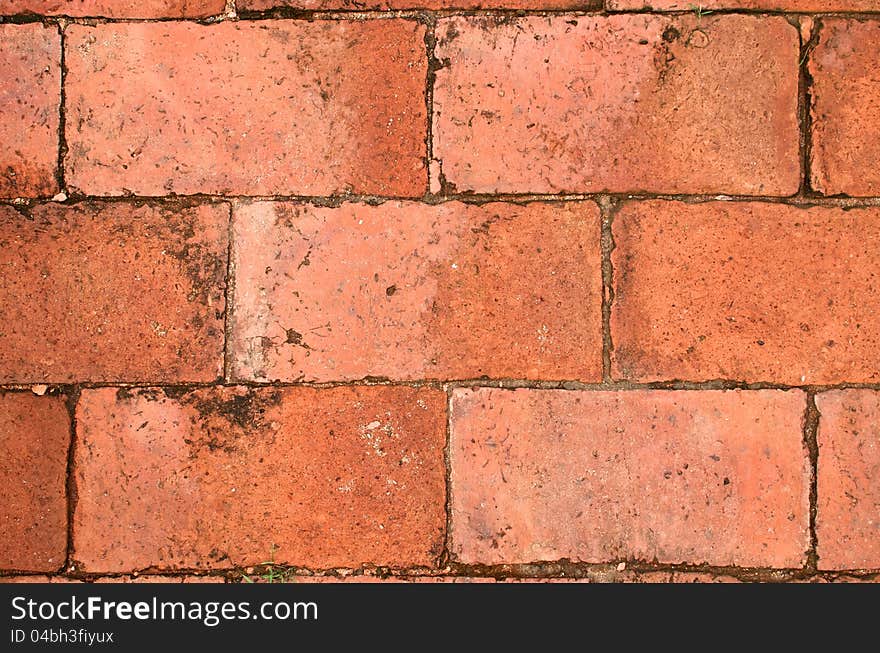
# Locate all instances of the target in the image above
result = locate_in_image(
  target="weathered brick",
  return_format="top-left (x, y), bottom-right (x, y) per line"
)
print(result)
top-left (0, 392), bottom-right (69, 572)
top-left (609, 1), bottom-right (880, 9)
top-left (230, 201), bottom-right (602, 382)
top-left (65, 21), bottom-right (427, 197)
top-left (432, 15), bottom-right (799, 195)
top-left (451, 388), bottom-right (809, 568)
top-left (816, 390), bottom-right (880, 570)
top-left (0, 202), bottom-right (227, 383)
top-left (2, 1), bottom-right (226, 17)
top-left (450, 388), bottom-right (809, 567)
top-left (611, 201), bottom-right (880, 385)
top-left (74, 386), bottom-right (446, 572)
top-left (810, 19), bottom-right (880, 197)
top-left (0, 23), bottom-right (60, 198)
top-left (241, 0), bottom-right (588, 8)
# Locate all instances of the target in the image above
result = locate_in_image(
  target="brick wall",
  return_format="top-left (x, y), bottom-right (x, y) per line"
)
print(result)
top-left (1, 2), bottom-right (878, 584)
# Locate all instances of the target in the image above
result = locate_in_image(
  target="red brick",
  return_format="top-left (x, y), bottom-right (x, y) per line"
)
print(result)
top-left (450, 388), bottom-right (809, 568)
top-left (0, 392), bottom-right (69, 572)
top-left (611, 201), bottom-right (880, 385)
top-left (815, 390), bottom-right (880, 570)
top-left (0, 202), bottom-right (227, 383)
top-left (609, 1), bottom-right (880, 9)
top-left (230, 201), bottom-right (602, 382)
top-left (242, 0), bottom-right (588, 8)
top-left (3, 1), bottom-right (226, 17)
top-left (432, 15), bottom-right (799, 195)
top-left (0, 23), bottom-right (60, 198)
top-left (73, 386), bottom-right (446, 572)
top-left (64, 21), bottom-right (426, 197)
top-left (810, 19), bottom-right (880, 197)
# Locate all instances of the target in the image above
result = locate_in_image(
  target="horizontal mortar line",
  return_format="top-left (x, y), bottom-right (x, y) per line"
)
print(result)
top-left (2, 561), bottom-right (878, 580)
top-left (4, 380), bottom-right (880, 392)
top-left (5, 193), bottom-right (880, 207)
top-left (4, 8), bottom-right (880, 24)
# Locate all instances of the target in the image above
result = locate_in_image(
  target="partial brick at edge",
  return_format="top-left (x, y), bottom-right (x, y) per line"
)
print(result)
top-left (0, 393), bottom-right (69, 572)
top-left (0, 23), bottom-right (60, 198)
top-left (450, 388), bottom-right (810, 568)
top-left (816, 390), bottom-right (880, 571)
top-left (73, 386), bottom-right (447, 572)
top-left (0, 202), bottom-right (227, 383)
top-left (612, 201), bottom-right (880, 385)
top-left (810, 19), bottom-right (880, 197)
top-left (1, 1), bottom-right (227, 17)
top-left (432, 14), bottom-right (799, 195)
top-left (64, 21), bottom-right (427, 197)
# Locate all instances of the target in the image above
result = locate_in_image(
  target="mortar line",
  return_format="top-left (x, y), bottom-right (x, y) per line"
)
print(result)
top-left (4, 9), bottom-right (880, 27)
top-left (5, 193), bottom-right (880, 208)
top-left (222, 202), bottom-right (236, 382)
top-left (798, 17), bottom-right (821, 197)
top-left (4, 380), bottom-right (880, 392)
top-left (598, 196), bottom-right (617, 383)
top-left (56, 20), bottom-right (67, 196)
top-left (3, 559), bottom-right (878, 583)
top-left (62, 387), bottom-right (81, 574)
top-left (422, 14), bottom-right (438, 197)
top-left (804, 391), bottom-right (820, 572)
top-left (441, 385), bottom-right (454, 569)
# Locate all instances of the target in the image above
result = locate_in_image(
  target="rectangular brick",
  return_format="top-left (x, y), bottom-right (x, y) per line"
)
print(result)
top-left (0, 202), bottom-right (227, 383)
top-left (2, 1), bottom-right (226, 17)
top-left (450, 388), bottom-right (809, 568)
top-left (0, 23), bottom-right (60, 198)
top-left (611, 201), bottom-right (880, 385)
top-left (65, 20), bottom-right (427, 197)
top-left (432, 15), bottom-right (799, 195)
top-left (609, 1), bottom-right (880, 9)
top-left (816, 390), bottom-right (880, 571)
top-left (230, 201), bottom-right (602, 382)
top-left (810, 19), bottom-right (880, 197)
top-left (73, 386), bottom-right (446, 572)
top-left (0, 392), bottom-right (69, 572)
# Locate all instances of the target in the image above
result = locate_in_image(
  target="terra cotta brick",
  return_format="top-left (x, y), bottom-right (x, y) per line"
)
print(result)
top-left (73, 385), bottom-right (446, 572)
top-left (611, 201), bottom-right (880, 385)
top-left (241, 0), bottom-right (590, 9)
top-left (816, 390), bottom-right (880, 571)
top-left (230, 201), bottom-right (603, 382)
top-left (0, 202), bottom-right (227, 383)
top-left (432, 15), bottom-right (799, 195)
top-left (0, 392), bottom-right (69, 572)
top-left (2, 1), bottom-right (226, 17)
top-left (608, 1), bottom-right (880, 9)
top-left (810, 19), bottom-right (880, 197)
top-left (0, 23), bottom-right (60, 198)
top-left (64, 20), bottom-right (427, 197)
top-left (450, 388), bottom-right (809, 568)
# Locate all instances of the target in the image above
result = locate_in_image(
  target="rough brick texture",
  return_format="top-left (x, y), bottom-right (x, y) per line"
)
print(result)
top-left (816, 391), bottom-right (880, 571)
top-left (810, 19), bottom-right (880, 197)
top-left (0, 202), bottom-right (227, 383)
top-left (609, 1), bottom-right (880, 9)
top-left (73, 386), bottom-right (446, 572)
top-left (450, 388), bottom-right (810, 568)
top-left (241, 0), bottom-right (589, 8)
top-left (432, 15), bottom-right (799, 195)
top-left (0, 392), bottom-right (69, 572)
top-left (0, 23), bottom-right (60, 198)
top-left (2, 1), bottom-right (227, 17)
top-left (612, 201), bottom-right (880, 385)
top-left (64, 20), bottom-right (427, 197)
top-left (230, 201), bottom-right (602, 382)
